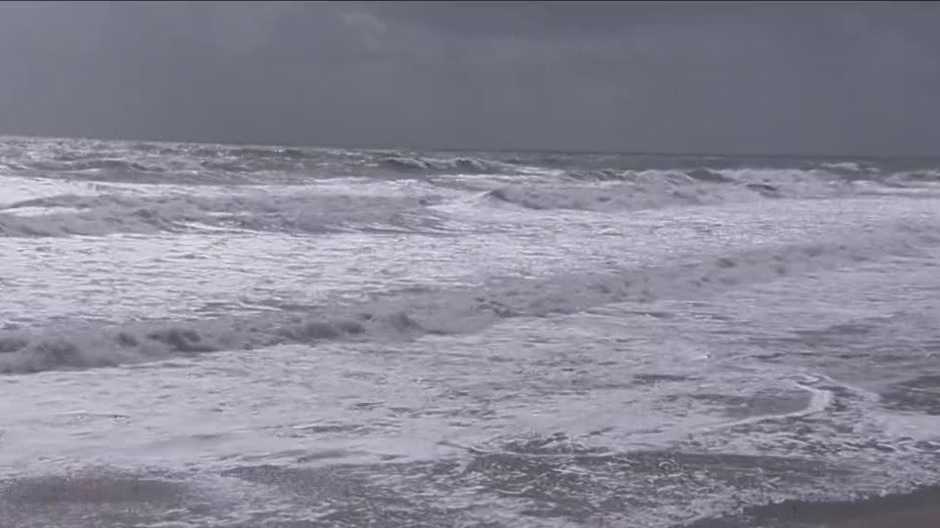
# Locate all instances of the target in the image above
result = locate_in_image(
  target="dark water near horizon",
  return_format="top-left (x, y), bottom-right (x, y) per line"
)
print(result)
top-left (1, 135), bottom-right (940, 527)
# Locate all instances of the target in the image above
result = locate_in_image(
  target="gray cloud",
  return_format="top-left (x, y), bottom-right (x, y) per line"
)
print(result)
top-left (1, 2), bottom-right (938, 155)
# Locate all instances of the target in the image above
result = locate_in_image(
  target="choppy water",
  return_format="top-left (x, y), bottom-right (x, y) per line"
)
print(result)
top-left (1, 135), bottom-right (940, 527)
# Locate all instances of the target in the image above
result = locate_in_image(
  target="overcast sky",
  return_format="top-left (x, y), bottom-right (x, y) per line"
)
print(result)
top-left (1, 2), bottom-right (938, 155)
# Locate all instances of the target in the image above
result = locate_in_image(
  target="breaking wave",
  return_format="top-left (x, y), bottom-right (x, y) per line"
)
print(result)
top-left (0, 190), bottom-right (450, 237)
top-left (4, 164), bottom-right (938, 237)
top-left (481, 168), bottom-right (846, 212)
top-left (3, 219), bottom-right (937, 374)
top-left (378, 155), bottom-right (520, 174)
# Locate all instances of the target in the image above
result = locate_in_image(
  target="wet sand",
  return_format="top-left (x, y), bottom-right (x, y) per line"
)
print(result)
top-left (689, 485), bottom-right (940, 527)
top-left (2, 468), bottom-right (940, 527)
top-left (811, 490), bottom-right (940, 528)
top-left (828, 510), bottom-right (940, 528)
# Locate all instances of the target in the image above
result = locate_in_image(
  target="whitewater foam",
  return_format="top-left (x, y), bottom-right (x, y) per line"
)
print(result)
top-left (2, 217), bottom-right (936, 374)
top-left (4, 136), bottom-right (940, 527)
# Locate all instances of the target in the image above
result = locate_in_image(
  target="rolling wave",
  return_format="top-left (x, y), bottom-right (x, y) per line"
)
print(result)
top-left (3, 166), bottom-right (937, 237)
top-left (4, 136), bottom-right (940, 190)
top-left (0, 191), bottom-right (450, 237)
top-left (481, 169), bottom-right (841, 212)
top-left (3, 220), bottom-right (936, 374)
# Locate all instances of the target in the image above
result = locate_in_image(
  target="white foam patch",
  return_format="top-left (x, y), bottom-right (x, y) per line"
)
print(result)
top-left (0, 175), bottom-right (109, 207)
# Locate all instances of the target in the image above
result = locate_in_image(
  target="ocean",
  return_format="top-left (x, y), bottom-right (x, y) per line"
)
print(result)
top-left (1, 135), bottom-right (939, 527)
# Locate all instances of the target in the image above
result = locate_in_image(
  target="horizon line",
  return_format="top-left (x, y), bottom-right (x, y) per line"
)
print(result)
top-left (2, 131), bottom-right (939, 162)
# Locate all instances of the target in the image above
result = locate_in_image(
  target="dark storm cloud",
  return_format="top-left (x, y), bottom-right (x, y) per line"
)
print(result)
top-left (1, 2), bottom-right (939, 155)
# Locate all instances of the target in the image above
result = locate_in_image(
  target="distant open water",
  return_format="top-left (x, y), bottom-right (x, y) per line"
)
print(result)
top-left (1, 135), bottom-right (940, 527)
